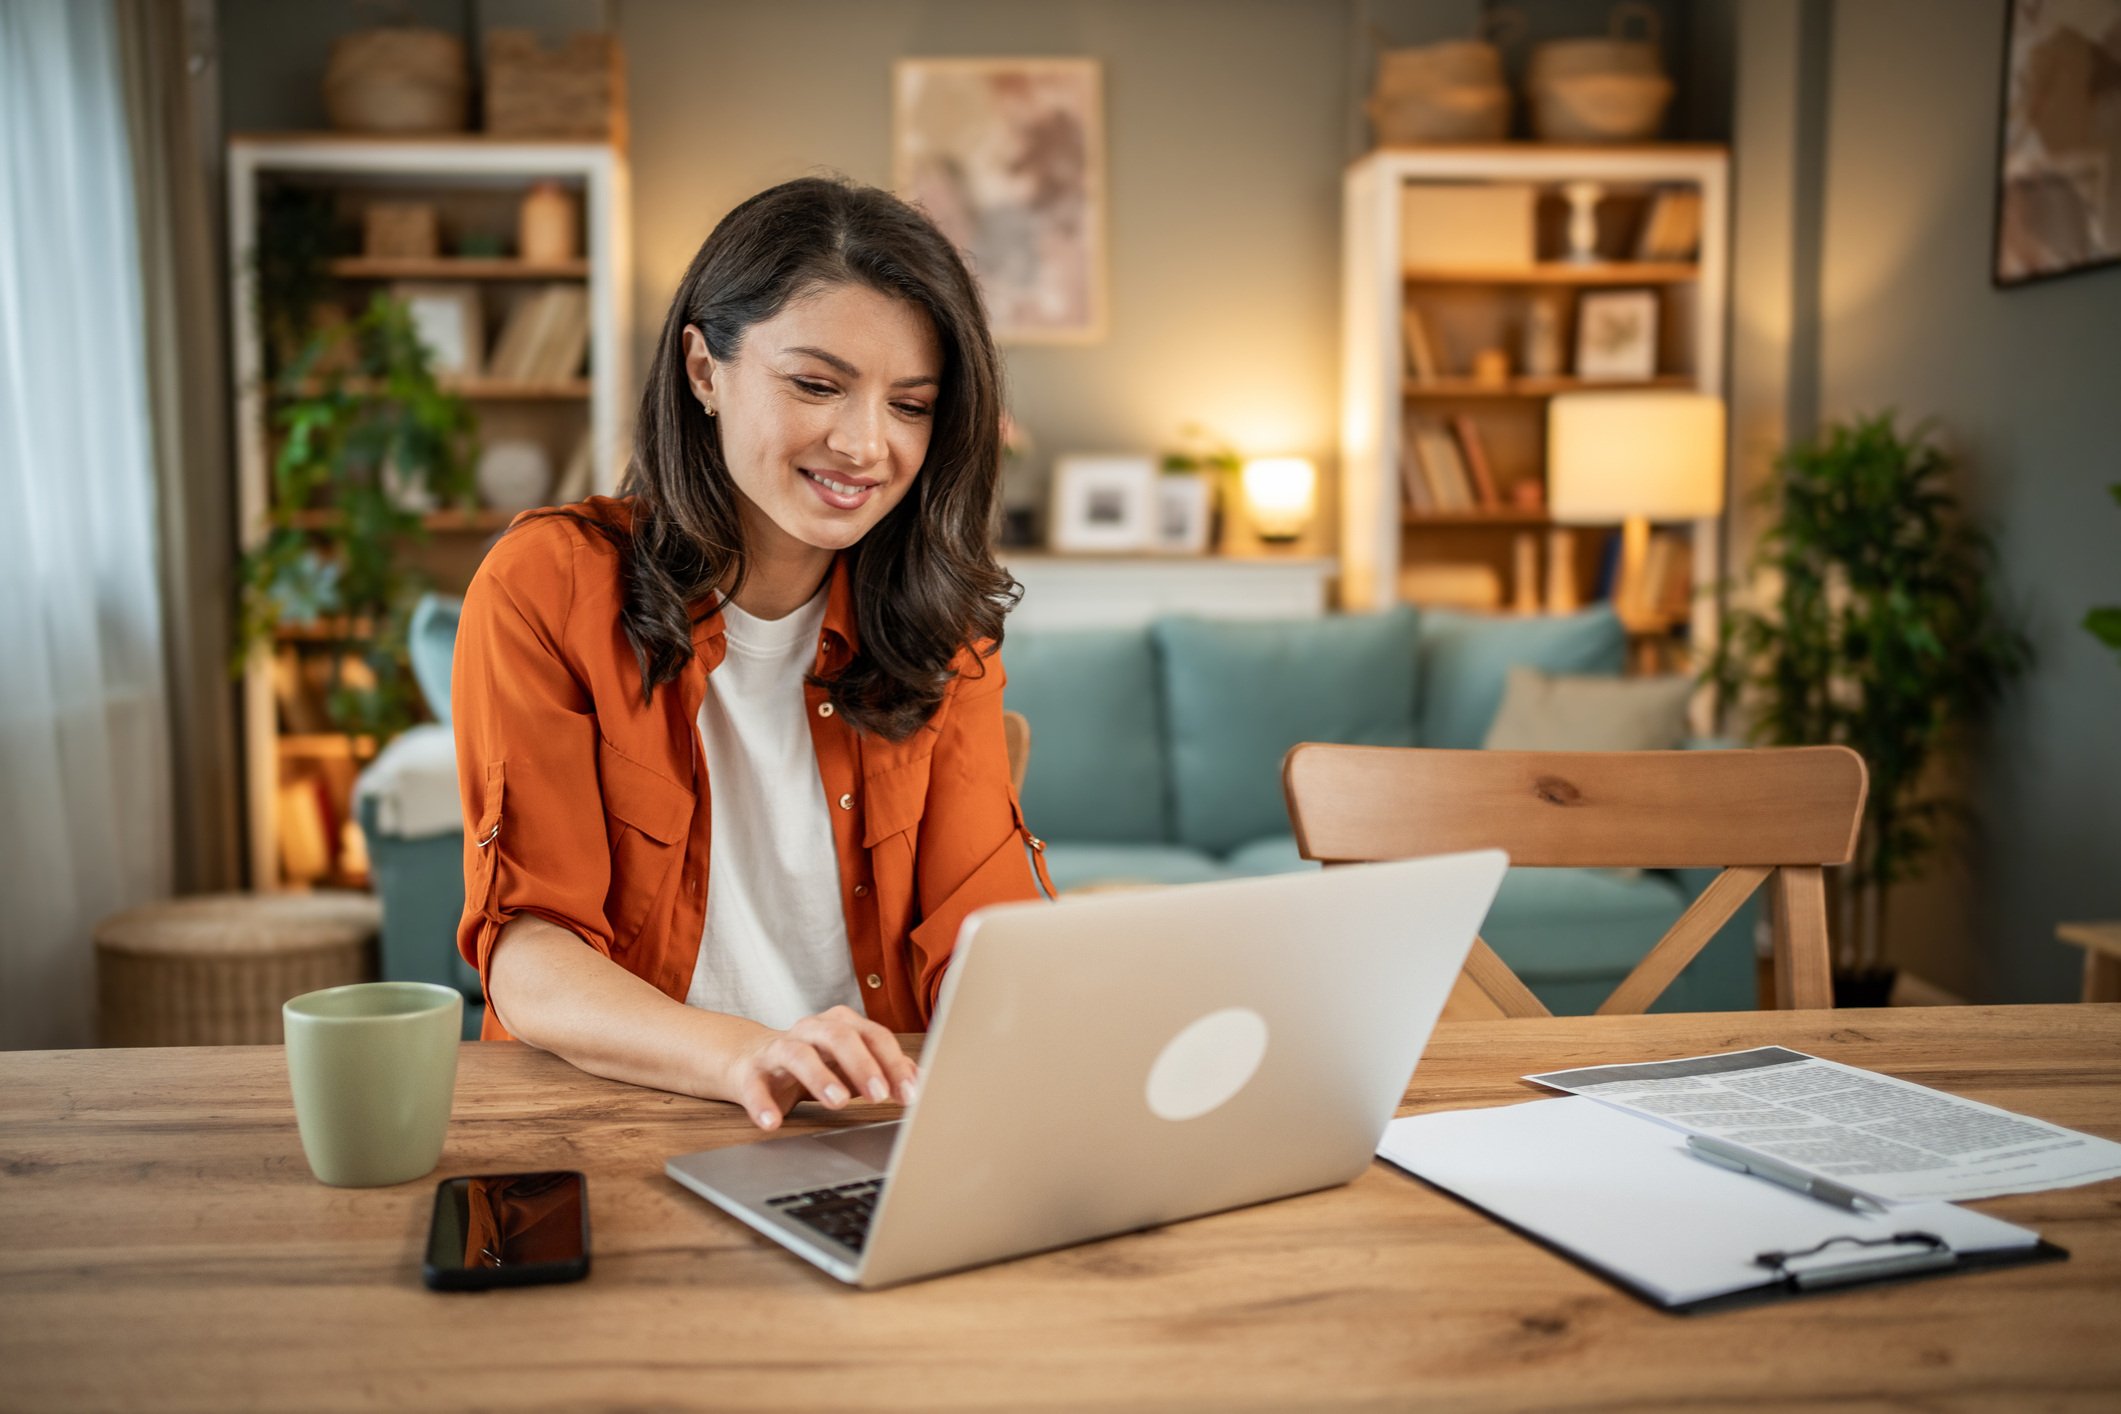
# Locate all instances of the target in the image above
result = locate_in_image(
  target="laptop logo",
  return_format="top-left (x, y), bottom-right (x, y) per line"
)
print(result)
top-left (1145, 1007), bottom-right (1269, 1122)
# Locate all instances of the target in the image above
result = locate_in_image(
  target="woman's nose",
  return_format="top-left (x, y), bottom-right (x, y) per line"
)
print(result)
top-left (826, 398), bottom-right (888, 467)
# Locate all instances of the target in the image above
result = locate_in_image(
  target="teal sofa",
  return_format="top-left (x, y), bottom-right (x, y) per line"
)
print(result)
top-left (1002, 605), bottom-right (1755, 1014)
top-left (360, 597), bottom-right (1754, 1026)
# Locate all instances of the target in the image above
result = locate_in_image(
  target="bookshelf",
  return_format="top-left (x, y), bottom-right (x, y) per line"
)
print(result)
top-left (227, 135), bottom-right (632, 891)
top-left (1339, 144), bottom-right (1729, 653)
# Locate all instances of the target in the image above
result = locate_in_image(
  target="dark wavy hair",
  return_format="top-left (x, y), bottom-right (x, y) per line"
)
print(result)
top-left (562, 176), bottom-right (1018, 741)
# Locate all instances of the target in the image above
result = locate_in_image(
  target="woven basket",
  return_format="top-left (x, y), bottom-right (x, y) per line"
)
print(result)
top-left (95, 892), bottom-right (380, 1046)
top-left (1527, 2), bottom-right (1671, 143)
top-left (1368, 37), bottom-right (1511, 145)
top-left (483, 30), bottom-right (625, 143)
top-left (323, 27), bottom-right (470, 135)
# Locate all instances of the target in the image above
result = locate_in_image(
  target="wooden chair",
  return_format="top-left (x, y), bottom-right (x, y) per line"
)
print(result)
top-left (1002, 710), bottom-right (1032, 797)
top-left (1282, 745), bottom-right (1868, 1016)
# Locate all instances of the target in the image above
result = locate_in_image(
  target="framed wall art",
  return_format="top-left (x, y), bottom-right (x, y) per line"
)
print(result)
top-left (1994, 0), bottom-right (2121, 287)
top-left (1573, 289), bottom-right (1660, 381)
top-left (894, 57), bottom-right (1107, 343)
top-left (1049, 455), bottom-right (1155, 552)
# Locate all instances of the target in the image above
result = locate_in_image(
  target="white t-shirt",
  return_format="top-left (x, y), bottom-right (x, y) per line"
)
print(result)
top-left (683, 588), bottom-right (864, 1030)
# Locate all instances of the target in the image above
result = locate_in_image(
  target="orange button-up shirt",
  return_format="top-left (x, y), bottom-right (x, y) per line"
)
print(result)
top-left (452, 499), bottom-right (1051, 1041)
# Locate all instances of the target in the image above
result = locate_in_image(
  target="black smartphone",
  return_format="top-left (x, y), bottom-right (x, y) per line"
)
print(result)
top-left (422, 1171), bottom-right (590, 1291)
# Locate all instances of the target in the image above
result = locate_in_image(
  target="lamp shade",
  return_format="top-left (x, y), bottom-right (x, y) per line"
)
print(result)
top-left (1241, 457), bottom-right (1317, 540)
top-left (1547, 391), bottom-right (1726, 524)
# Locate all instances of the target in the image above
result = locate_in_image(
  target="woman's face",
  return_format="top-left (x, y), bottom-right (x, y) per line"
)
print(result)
top-left (684, 281), bottom-right (943, 562)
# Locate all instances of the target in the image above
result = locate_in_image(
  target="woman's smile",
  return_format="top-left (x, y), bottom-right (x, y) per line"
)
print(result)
top-left (800, 466), bottom-right (881, 508)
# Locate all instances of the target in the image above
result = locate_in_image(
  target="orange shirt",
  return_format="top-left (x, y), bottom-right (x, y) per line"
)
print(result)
top-left (452, 499), bottom-right (1052, 1041)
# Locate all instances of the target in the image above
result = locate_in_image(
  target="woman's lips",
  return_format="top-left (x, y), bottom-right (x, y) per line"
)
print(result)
top-left (801, 468), bottom-right (878, 510)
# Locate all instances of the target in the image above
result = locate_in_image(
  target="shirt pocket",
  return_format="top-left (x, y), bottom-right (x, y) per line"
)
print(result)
top-left (598, 739), bottom-right (695, 952)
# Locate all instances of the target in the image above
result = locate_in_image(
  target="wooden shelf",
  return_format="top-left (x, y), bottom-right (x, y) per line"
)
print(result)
top-left (1403, 262), bottom-right (1700, 286)
top-left (1404, 374), bottom-right (1697, 400)
top-left (277, 733), bottom-right (379, 759)
top-left (327, 257), bottom-right (589, 280)
top-left (279, 508), bottom-right (517, 533)
top-left (1403, 508), bottom-right (1551, 527)
top-left (285, 377), bottom-right (589, 400)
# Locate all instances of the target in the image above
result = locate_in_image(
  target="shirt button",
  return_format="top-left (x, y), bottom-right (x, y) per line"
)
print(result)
top-left (838, 793), bottom-right (853, 810)
top-left (865, 974), bottom-right (882, 989)
top-left (817, 701), bottom-right (835, 718)
top-left (853, 882), bottom-right (869, 897)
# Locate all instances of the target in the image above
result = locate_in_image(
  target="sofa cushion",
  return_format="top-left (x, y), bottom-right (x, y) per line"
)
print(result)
top-left (1482, 667), bottom-right (1693, 751)
top-left (1039, 842), bottom-right (1234, 893)
top-left (1155, 608), bottom-right (1421, 856)
top-left (1222, 834), bottom-right (1319, 877)
top-left (1003, 626), bottom-right (1169, 843)
top-left (1416, 606), bottom-right (1626, 749)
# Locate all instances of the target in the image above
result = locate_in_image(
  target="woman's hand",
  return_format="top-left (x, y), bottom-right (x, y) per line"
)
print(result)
top-left (726, 1005), bottom-right (921, 1131)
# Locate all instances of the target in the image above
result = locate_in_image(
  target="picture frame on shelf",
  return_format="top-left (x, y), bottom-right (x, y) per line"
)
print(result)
top-left (1574, 288), bottom-right (1659, 380)
top-left (1152, 473), bottom-right (1214, 554)
top-left (391, 282), bottom-right (482, 377)
top-left (1049, 454), bottom-right (1156, 552)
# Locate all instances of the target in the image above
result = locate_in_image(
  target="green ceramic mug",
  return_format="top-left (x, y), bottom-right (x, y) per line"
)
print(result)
top-left (284, 981), bottom-right (463, 1187)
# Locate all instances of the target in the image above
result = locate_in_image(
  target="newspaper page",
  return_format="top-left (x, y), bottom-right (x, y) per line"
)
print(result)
top-left (1525, 1046), bottom-right (2121, 1203)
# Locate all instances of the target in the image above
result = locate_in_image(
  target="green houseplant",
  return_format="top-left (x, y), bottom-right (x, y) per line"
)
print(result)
top-left (1709, 413), bottom-right (2028, 1003)
top-left (236, 292), bottom-right (478, 740)
top-left (2089, 483), bottom-right (2121, 665)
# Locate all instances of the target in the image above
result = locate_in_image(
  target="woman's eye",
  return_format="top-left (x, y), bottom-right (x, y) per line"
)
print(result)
top-left (894, 402), bottom-right (933, 419)
top-left (793, 378), bottom-right (837, 397)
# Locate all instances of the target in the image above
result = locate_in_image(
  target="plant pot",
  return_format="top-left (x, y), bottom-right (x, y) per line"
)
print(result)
top-left (1832, 967), bottom-right (1898, 1009)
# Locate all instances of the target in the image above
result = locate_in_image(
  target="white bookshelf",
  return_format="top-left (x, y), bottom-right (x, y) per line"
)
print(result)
top-left (227, 135), bottom-right (632, 890)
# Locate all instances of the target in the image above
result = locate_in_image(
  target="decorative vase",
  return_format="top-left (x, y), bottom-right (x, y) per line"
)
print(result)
top-left (518, 182), bottom-right (581, 265)
top-left (476, 440), bottom-right (553, 514)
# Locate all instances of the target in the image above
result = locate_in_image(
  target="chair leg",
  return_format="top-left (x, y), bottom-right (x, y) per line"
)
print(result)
top-left (1771, 866), bottom-right (1833, 1009)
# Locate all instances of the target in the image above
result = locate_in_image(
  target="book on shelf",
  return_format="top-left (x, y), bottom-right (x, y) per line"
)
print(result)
top-left (1402, 304), bottom-right (1442, 383)
top-left (1634, 189), bottom-right (1703, 262)
top-left (1449, 414), bottom-right (1502, 510)
top-left (1410, 416), bottom-right (1478, 512)
top-left (1398, 410), bottom-right (1436, 513)
top-left (553, 427), bottom-right (596, 504)
top-left (487, 284), bottom-right (589, 383)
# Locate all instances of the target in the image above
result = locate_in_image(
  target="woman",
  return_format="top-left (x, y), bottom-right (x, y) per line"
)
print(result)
top-left (452, 177), bottom-right (1051, 1132)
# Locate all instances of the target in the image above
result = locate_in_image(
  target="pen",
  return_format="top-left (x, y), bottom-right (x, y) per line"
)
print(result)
top-left (1685, 1134), bottom-right (1888, 1213)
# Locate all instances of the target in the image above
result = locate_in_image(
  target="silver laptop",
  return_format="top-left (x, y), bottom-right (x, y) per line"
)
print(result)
top-left (665, 849), bottom-right (1508, 1289)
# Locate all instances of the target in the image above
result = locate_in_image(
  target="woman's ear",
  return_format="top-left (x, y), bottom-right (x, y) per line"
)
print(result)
top-left (681, 325), bottom-right (720, 412)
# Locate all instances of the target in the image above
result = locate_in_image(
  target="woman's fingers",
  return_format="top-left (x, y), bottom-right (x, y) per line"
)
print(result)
top-left (770, 1037), bottom-right (855, 1110)
top-left (736, 1067), bottom-right (787, 1131)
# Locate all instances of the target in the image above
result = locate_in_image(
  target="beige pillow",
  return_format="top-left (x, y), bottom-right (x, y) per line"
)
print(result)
top-left (1481, 666), bottom-right (1693, 752)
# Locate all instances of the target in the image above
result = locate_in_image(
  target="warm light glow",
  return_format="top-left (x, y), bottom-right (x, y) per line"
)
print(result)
top-left (1241, 457), bottom-right (1317, 541)
top-left (1548, 392), bottom-right (1727, 525)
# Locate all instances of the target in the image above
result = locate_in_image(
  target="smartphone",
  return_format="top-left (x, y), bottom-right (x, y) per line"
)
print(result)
top-left (422, 1171), bottom-right (590, 1291)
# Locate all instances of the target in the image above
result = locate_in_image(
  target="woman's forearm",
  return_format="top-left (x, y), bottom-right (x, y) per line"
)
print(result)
top-left (485, 916), bottom-right (770, 1102)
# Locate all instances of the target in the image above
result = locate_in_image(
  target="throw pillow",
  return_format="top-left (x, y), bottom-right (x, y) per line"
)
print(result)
top-left (1481, 666), bottom-right (1693, 752)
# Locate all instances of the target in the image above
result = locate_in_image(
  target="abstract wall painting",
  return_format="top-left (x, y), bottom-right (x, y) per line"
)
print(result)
top-left (894, 58), bottom-right (1106, 342)
top-left (1995, 0), bottom-right (2121, 286)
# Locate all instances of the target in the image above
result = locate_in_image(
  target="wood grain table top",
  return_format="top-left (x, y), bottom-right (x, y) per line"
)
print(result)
top-left (4, 1005), bottom-right (2119, 1411)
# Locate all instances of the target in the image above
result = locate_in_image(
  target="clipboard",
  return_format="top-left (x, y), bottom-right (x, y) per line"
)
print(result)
top-left (1376, 1097), bottom-right (2068, 1315)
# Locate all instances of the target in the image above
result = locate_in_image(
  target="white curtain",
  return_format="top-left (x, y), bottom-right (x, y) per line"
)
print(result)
top-left (0, 0), bottom-right (174, 1050)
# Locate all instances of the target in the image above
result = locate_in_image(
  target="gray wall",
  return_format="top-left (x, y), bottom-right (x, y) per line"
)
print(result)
top-left (1731, 0), bottom-right (2121, 1001)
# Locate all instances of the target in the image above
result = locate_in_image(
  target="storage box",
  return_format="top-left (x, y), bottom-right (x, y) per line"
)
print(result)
top-left (1400, 182), bottom-right (1537, 269)
top-left (483, 30), bottom-right (626, 144)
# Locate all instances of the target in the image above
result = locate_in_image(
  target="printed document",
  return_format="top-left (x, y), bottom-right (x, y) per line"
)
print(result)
top-left (1527, 1046), bottom-right (2121, 1203)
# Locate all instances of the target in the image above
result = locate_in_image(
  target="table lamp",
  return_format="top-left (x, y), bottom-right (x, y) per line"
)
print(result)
top-left (1546, 391), bottom-right (1725, 621)
top-left (1241, 457), bottom-right (1318, 544)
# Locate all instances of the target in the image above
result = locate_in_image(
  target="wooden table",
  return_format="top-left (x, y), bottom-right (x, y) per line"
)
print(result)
top-left (5, 1006), bottom-right (2119, 1411)
top-left (2058, 921), bottom-right (2121, 1002)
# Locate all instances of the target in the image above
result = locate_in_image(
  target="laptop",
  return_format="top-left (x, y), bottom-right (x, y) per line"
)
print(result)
top-left (665, 849), bottom-right (1508, 1288)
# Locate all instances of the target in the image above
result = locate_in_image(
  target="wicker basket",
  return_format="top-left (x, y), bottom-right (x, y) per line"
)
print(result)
top-left (363, 202), bottom-right (440, 259)
top-left (323, 26), bottom-right (470, 135)
top-left (483, 30), bottom-right (626, 144)
top-left (1368, 37), bottom-right (1511, 145)
top-left (95, 892), bottom-right (381, 1046)
top-left (1527, 3), bottom-right (1672, 143)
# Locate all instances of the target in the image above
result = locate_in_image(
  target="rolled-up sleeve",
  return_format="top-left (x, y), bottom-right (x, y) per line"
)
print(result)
top-left (453, 525), bottom-right (614, 998)
top-left (906, 648), bottom-right (1049, 1018)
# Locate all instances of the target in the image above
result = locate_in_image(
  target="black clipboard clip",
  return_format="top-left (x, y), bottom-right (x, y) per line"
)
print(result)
top-left (1754, 1231), bottom-right (1957, 1290)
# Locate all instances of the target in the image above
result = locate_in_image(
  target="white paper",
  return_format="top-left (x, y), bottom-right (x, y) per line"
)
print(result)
top-left (1377, 1097), bottom-right (2039, 1307)
top-left (1526, 1047), bottom-right (2121, 1203)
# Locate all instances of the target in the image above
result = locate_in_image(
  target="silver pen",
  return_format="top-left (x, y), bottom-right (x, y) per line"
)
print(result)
top-left (1685, 1134), bottom-right (1888, 1213)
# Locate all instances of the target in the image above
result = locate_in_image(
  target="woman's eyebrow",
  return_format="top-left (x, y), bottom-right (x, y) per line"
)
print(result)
top-left (782, 344), bottom-right (940, 389)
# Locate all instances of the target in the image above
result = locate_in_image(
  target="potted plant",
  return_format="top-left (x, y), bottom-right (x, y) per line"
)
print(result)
top-left (236, 293), bottom-right (478, 741)
top-left (2089, 483), bottom-right (2121, 665)
top-left (1159, 422), bottom-right (1243, 551)
top-left (1709, 413), bottom-right (2029, 1005)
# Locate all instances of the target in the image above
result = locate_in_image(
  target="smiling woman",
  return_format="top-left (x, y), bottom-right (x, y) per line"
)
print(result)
top-left (450, 178), bottom-right (1050, 1130)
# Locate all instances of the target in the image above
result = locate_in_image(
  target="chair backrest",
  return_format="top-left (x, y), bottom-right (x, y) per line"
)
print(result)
top-left (1002, 710), bottom-right (1032, 797)
top-left (1282, 745), bottom-right (1868, 1016)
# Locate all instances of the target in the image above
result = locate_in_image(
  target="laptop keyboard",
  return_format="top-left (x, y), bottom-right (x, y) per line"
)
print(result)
top-left (767, 1177), bottom-right (884, 1252)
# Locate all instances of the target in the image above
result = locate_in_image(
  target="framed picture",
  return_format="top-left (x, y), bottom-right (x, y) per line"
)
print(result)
top-left (1573, 289), bottom-right (1659, 381)
top-left (1049, 455), bottom-right (1155, 552)
top-left (894, 57), bottom-right (1107, 344)
top-left (1153, 473), bottom-right (1214, 554)
top-left (1993, 0), bottom-right (2121, 286)
top-left (391, 282), bottom-right (482, 377)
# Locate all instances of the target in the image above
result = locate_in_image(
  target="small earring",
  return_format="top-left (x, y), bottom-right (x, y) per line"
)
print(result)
top-left (701, 400), bottom-right (717, 417)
